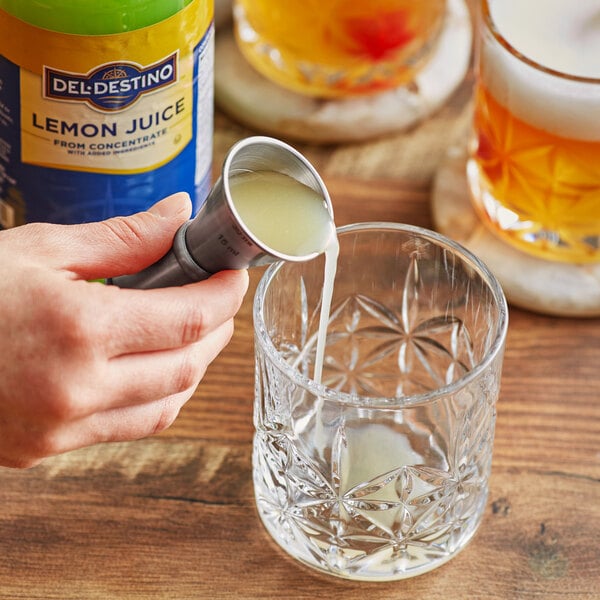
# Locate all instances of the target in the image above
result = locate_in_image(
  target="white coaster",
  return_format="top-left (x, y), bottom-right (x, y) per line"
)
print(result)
top-left (215, 0), bottom-right (472, 143)
top-left (432, 146), bottom-right (600, 318)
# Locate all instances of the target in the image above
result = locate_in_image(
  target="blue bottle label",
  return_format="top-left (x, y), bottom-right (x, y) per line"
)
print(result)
top-left (0, 0), bottom-right (213, 226)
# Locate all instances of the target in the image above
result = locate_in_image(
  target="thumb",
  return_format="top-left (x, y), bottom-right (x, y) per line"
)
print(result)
top-left (62, 192), bottom-right (193, 279)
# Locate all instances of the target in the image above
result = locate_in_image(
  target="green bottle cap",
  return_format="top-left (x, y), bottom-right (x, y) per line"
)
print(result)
top-left (0, 0), bottom-right (194, 34)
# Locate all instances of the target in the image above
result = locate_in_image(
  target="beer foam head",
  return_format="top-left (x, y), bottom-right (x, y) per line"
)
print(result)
top-left (490, 0), bottom-right (600, 78)
top-left (482, 0), bottom-right (600, 141)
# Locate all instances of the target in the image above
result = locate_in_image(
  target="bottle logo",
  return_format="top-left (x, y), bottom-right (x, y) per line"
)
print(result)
top-left (43, 53), bottom-right (178, 112)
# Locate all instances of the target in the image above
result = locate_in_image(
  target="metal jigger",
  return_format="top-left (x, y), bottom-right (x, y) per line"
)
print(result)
top-left (110, 136), bottom-right (334, 289)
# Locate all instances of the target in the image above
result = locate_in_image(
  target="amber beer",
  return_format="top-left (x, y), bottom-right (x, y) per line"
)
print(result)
top-left (233, 0), bottom-right (446, 97)
top-left (468, 0), bottom-right (600, 263)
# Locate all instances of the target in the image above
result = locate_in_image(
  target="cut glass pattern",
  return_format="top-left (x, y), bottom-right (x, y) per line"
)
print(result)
top-left (254, 233), bottom-right (503, 580)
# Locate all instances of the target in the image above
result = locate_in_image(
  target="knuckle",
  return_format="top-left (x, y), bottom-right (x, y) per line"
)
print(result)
top-left (102, 214), bottom-right (151, 249)
top-left (150, 401), bottom-right (181, 435)
top-left (29, 428), bottom-right (63, 460)
top-left (43, 382), bottom-right (86, 422)
top-left (38, 291), bottom-right (95, 354)
top-left (179, 308), bottom-right (205, 346)
top-left (46, 393), bottom-right (75, 422)
top-left (173, 353), bottom-right (202, 394)
top-left (60, 313), bottom-right (94, 352)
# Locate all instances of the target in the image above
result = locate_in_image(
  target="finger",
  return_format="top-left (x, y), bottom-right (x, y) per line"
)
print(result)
top-left (4, 321), bottom-right (235, 464)
top-left (97, 269), bottom-right (249, 356)
top-left (71, 192), bottom-right (193, 279)
top-left (37, 320), bottom-right (233, 422)
top-left (77, 388), bottom-right (194, 449)
top-left (12, 193), bottom-right (192, 278)
top-left (96, 319), bottom-right (234, 413)
top-left (5, 389), bottom-right (193, 468)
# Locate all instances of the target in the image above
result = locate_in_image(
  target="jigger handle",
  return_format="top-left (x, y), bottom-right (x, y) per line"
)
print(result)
top-left (109, 222), bottom-right (213, 289)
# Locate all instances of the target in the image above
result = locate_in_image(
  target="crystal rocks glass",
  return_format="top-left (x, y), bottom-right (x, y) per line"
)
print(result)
top-left (252, 223), bottom-right (508, 581)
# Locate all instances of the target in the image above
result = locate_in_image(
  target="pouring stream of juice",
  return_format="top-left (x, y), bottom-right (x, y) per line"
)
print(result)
top-left (229, 170), bottom-right (339, 384)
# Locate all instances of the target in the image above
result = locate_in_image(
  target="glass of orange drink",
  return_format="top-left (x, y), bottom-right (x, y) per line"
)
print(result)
top-left (233, 0), bottom-right (447, 98)
top-left (467, 0), bottom-right (600, 264)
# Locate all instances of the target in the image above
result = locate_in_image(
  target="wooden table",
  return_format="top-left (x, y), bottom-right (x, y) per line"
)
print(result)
top-left (1, 74), bottom-right (599, 598)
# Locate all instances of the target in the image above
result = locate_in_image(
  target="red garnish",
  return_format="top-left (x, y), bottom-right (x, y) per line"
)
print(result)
top-left (343, 11), bottom-right (414, 61)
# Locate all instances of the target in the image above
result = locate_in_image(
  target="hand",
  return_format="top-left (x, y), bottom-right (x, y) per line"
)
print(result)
top-left (0, 193), bottom-right (249, 468)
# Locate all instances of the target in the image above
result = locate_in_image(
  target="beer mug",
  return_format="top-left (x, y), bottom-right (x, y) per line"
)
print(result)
top-left (467, 0), bottom-right (600, 264)
top-left (233, 0), bottom-right (447, 97)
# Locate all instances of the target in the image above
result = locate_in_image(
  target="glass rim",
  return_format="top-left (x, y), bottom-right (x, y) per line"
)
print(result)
top-left (481, 0), bottom-right (600, 85)
top-left (253, 222), bottom-right (509, 409)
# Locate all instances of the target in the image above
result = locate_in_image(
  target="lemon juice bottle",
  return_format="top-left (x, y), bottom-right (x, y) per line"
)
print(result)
top-left (0, 0), bottom-right (214, 226)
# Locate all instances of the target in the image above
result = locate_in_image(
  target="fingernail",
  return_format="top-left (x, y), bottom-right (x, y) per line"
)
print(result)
top-left (148, 192), bottom-right (191, 219)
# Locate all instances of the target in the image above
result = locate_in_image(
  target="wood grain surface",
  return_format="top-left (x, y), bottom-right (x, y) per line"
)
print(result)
top-left (1, 28), bottom-right (599, 600)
